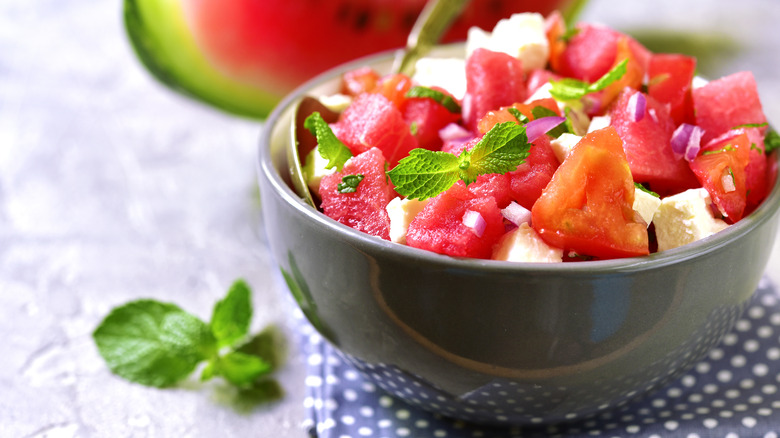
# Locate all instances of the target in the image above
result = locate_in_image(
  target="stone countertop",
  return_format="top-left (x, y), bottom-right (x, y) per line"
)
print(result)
top-left (0, 0), bottom-right (778, 437)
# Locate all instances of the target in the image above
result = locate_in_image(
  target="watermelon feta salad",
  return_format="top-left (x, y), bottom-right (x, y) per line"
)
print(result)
top-left (299, 11), bottom-right (779, 262)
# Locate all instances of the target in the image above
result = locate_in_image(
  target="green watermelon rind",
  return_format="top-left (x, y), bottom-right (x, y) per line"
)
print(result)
top-left (123, 0), bottom-right (281, 119)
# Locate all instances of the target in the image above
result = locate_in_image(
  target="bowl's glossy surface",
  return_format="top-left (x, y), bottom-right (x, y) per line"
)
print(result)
top-left (257, 46), bottom-right (780, 425)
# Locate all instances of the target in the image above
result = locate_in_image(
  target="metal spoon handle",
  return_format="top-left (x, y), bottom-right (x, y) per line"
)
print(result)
top-left (394, 0), bottom-right (470, 75)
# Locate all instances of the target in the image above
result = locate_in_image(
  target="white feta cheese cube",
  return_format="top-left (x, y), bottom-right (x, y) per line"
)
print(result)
top-left (387, 197), bottom-right (429, 244)
top-left (653, 188), bottom-right (729, 251)
top-left (492, 223), bottom-right (563, 263)
top-left (549, 133), bottom-right (582, 163)
top-left (525, 81), bottom-right (554, 102)
top-left (318, 93), bottom-right (353, 112)
top-left (465, 13), bottom-right (549, 72)
top-left (632, 188), bottom-right (661, 228)
top-left (412, 57), bottom-right (467, 101)
top-left (303, 146), bottom-right (337, 197)
top-left (588, 115), bottom-right (612, 133)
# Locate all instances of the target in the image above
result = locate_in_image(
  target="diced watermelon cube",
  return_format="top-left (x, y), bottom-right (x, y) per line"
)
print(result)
top-left (400, 87), bottom-right (461, 151)
top-left (466, 172), bottom-right (513, 209)
top-left (556, 23), bottom-right (650, 82)
top-left (406, 181), bottom-right (505, 259)
top-left (647, 53), bottom-right (696, 125)
top-left (693, 71), bottom-right (768, 143)
top-left (319, 148), bottom-right (396, 240)
top-left (609, 89), bottom-right (698, 195)
top-left (331, 93), bottom-right (418, 166)
top-left (507, 134), bottom-right (560, 210)
top-left (463, 48), bottom-right (527, 131)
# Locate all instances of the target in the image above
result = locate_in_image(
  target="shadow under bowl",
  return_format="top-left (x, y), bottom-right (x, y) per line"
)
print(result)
top-left (256, 46), bottom-right (780, 425)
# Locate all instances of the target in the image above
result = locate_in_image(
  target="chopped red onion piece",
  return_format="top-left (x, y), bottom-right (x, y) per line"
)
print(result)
top-left (670, 123), bottom-right (704, 162)
top-left (501, 201), bottom-right (532, 226)
top-left (462, 210), bottom-right (486, 237)
top-left (628, 92), bottom-right (646, 122)
top-left (526, 116), bottom-right (566, 143)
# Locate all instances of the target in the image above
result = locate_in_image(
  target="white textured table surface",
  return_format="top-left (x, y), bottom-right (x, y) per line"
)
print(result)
top-left (0, 0), bottom-right (778, 437)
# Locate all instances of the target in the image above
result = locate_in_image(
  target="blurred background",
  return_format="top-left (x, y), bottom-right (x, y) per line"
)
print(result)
top-left (1, 0), bottom-right (778, 436)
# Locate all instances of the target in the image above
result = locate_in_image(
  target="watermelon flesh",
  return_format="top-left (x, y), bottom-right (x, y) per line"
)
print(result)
top-left (406, 181), bottom-right (506, 259)
top-left (330, 93), bottom-right (418, 167)
top-left (463, 48), bottom-right (527, 131)
top-left (319, 148), bottom-right (396, 240)
top-left (693, 71), bottom-right (768, 144)
top-left (608, 89), bottom-right (699, 195)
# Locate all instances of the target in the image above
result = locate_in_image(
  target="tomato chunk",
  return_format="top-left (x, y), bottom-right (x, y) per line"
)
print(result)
top-left (689, 132), bottom-right (751, 222)
top-left (531, 127), bottom-right (649, 259)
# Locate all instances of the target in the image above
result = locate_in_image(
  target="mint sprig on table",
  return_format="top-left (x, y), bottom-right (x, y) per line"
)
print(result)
top-left (549, 59), bottom-right (628, 101)
top-left (387, 122), bottom-right (531, 200)
top-left (304, 111), bottom-right (352, 171)
top-left (93, 279), bottom-right (280, 390)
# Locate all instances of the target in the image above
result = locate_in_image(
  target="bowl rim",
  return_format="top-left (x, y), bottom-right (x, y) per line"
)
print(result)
top-left (258, 46), bottom-right (780, 275)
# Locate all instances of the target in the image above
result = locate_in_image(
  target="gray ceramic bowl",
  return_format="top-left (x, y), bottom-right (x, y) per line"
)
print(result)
top-left (256, 46), bottom-right (780, 425)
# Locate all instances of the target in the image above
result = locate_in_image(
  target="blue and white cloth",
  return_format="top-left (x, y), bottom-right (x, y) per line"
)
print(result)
top-left (298, 277), bottom-right (780, 437)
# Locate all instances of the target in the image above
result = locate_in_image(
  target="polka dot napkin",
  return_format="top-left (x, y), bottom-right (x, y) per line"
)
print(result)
top-left (297, 277), bottom-right (780, 438)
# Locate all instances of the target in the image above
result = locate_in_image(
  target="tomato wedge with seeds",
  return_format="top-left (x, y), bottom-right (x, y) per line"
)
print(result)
top-left (531, 127), bottom-right (649, 259)
top-left (689, 132), bottom-right (751, 223)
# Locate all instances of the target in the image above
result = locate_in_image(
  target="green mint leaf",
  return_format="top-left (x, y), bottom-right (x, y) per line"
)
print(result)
top-left (237, 325), bottom-right (285, 371)
top-left (387, 149), bottom-right (461, 200)
top-left (405, 85), bottom-right (461, 113)
top-left (507, 107), bottom-right (529, 124)
top-left (560, 27), bottom-right (580, 43)
top-left (207, 351), bottom-right (272, 387)
top-left (304, 112), bottom-right (352, 171)
top-left (765, 130), bottom-right (780, 153)
top-left (210, 279), bottom-right (252, 348)
top-left (550, 59), bottom-right (628, 101)
top-left (634, 182), bottom-right (660, 198)
top-left (733, 122), bottom-right (769, 129)
top-left (337, 174), bottom-right (364, 194)
top-left (461, 122), bottom-right (530, 184)
top-left (531, 106), bottom-right (570, 138)
top-left (93, 300), bottom-right (217, 388)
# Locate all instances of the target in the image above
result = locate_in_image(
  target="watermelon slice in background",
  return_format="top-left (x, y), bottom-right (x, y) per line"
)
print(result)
top-left (123, 0), bottom-right (588, 119)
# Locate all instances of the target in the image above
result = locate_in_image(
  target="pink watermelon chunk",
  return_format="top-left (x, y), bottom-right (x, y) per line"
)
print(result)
top-left (331, 93), bottom-right (418, 166)
top-left (319, 148), bottom-right (396, 240)
top-left (507, 135), bottom-right (560, 210)
top-left (556, 23), bottom-right (651, 82)
top-left (693, 71), bottom-right (768, 144)
top-left (609, 89), bottom-right (698, 195)
top-left (463, 48), bottom-right (527, 131)
top-left (647, 53), bottom-right (696, 125)
top-left (400, 88), bottom-right (461, 151)
top-left (465, 173), bottom-right (513, 209)
top-left (406, 181), bottom-right (505, 259)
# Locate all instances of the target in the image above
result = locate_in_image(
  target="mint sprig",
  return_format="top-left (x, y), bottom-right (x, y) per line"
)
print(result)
top-left (93, 279), bottom-right (279, 391)
top-left (304, 112), bottom-right (352, 171)
top-left (549, 59), bottom-right (628, 101)
top-left (405, 86), bottom-right (462, 113)
top-left (387, 122), bottom-right (530, 200)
